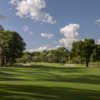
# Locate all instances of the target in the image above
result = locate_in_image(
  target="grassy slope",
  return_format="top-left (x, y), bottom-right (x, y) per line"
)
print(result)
top-left (0, 63), bottom-right (100, 100)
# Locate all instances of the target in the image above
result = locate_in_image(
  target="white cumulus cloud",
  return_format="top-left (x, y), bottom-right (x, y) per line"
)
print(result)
top-left (10, 0), bottom-right (56, 24)
top-left (28, 46), bottom-right (48, 52)
top-left (27, 45), bottom-right (63, 52)
top-left (96, 19), bottom-right (100, 26)
top-left (59, 24), bottom-right (81, 48)
top-left (96, 19), bottom-right (100, 23)
top-left (41, 33), bottom-right (54, 39)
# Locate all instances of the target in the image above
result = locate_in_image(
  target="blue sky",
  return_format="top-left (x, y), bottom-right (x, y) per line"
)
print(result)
top-left (0, 0), bottom-right (100, 51)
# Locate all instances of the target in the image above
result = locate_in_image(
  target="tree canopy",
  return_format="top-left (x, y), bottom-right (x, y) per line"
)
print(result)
top-left (0, 28), bottom-right (25, 66)
top-left (72, 39), bottom-right (95, 67)
top-left (19, 39), bottom-right (100, 68)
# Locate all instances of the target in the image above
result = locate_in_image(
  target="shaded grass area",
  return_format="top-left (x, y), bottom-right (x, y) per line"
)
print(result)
top-left (0, 63), bottom-right (100, 100)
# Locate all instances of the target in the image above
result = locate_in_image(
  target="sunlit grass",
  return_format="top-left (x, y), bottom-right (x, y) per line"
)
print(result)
top-left (0, 63), bottom-right (100, 100)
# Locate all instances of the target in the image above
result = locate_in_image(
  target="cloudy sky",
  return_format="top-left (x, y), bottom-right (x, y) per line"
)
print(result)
top-left (0, 0), bottom-right (100, 51)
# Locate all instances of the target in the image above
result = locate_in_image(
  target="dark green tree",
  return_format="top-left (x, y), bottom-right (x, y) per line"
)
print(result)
top-left (0, 30), bottom-right (25, 66)
top-left (72, 39), bottom-right (95, 67)
top-left (72, 41), bottom-right (84, 64)
top-left (91, 44), bottom-right (100, 67)
top-left (56, 47), bottom-right (69, 63)
top-left (83, 39), bottom-right (95, 67)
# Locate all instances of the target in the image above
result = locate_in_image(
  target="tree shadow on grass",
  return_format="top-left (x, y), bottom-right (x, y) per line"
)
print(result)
top-left (0, 84), bottom-right (100, 100)
top-left (0, 64), bottom-right (100, 85)
top-left (0, 64), bottom-right (100, 99)
top-left (0, 70), bottom-right (28, 81)
top-left (15, 64), bottom-right (100, 85)
top-left (39, 74), bottom-right (100, 85)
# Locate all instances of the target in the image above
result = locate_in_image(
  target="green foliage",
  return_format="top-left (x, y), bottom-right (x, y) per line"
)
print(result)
top-left (0, 30), bottom-right (25, 66)
top-left (91, 45), bottom-right (100, 62)
top-left (20, 47), bottom-right (69, 64)
top-left (72, 39), bottom-right (96, 67)
top-left (20, 38), bottom-right (100, 68)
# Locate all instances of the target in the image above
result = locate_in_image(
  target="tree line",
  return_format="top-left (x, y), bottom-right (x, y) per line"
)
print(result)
top-left (0, 25), bottom-right (100, 67)
top-left (19, 39), bottom-right (100, 67)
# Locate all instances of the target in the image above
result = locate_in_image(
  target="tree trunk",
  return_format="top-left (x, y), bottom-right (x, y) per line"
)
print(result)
top-left (0, 56), bottom-right (4, 67)
top-left (86, 61), bottom-right (88, 67)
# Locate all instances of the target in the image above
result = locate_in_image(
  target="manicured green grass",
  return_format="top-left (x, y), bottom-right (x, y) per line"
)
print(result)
top-left (0, 63), bottom-right (100, 100)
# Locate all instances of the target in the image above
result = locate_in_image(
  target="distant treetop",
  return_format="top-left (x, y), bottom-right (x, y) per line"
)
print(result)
top-left (0, 25), bottom-right (4, 31)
